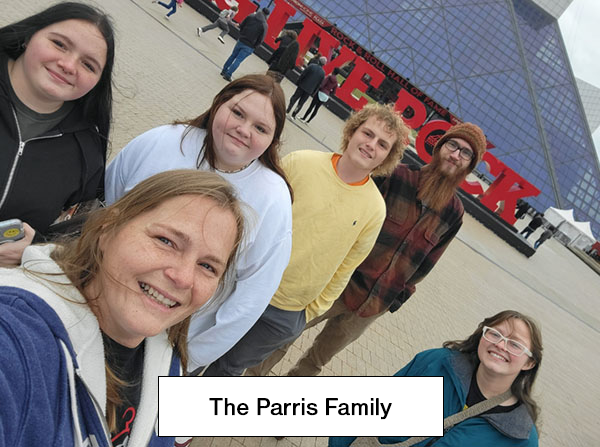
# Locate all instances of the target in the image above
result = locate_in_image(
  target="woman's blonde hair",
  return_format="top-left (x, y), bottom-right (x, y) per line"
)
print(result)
top-left (340, 103), bottom-right (410, 177)
top-left (51, 169), bottom-right (245, 431)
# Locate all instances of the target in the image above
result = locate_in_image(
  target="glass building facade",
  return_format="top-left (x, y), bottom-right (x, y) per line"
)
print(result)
top-left (290, 0), bottom-right (600, 236)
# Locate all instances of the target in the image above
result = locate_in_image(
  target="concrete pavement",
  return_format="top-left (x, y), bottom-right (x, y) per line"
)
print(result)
top-left (2, 1), bottom-right (599, 445)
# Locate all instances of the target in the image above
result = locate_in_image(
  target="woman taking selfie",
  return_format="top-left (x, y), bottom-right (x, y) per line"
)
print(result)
top-left (105, 74), bottom-right (293, 373)
top-left (0, 2), bottom-right (115, 266)
top-left (0, 170), bottom-right (244, 446)
top-left (331, 310), bottom-right (542, 447)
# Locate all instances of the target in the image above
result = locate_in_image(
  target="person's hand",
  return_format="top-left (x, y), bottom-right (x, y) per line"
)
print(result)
top-left (0, 222), bottom-right (35, 267)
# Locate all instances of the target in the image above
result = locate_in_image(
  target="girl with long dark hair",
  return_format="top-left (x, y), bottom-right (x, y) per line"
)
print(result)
top-left (0, 2), bottom-right (115, 266)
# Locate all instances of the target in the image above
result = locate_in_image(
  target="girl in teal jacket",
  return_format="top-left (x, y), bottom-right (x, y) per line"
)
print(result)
top-left (330, 310), bottom-right (542, 446)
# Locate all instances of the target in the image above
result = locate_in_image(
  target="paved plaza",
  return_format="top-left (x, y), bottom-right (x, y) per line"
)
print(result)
top-left (3, 1), bottom-right (600, 446)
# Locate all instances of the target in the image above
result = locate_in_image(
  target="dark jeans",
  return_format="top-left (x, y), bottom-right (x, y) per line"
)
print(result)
top-left (520, 227), bottom-right (534, 239)
top-left (201, 18), bottom-right (229, 38)
top-left (222, 41), bottom-right (254, 77)
top-left (287, 87), bottom-right (311, 117)
top-left (158, 0), bottom-right (177, 16)
top-left (302, 95), bottom-right (325, 122)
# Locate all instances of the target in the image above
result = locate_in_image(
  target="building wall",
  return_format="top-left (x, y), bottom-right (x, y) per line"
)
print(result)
top-left (293, 0), bottom-right (600, 236)
top-left (531, 0), bottom-right (573, 19)
top-left (576, 78), bottom-right (600, 133)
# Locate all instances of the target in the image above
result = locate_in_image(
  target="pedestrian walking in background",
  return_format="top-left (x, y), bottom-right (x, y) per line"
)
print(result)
top-left (152, 0), bottom-right (183, 20)
top-left (520, 212), bottom-right (544, 239)
top-left (266, 30), bottom-right (297, 66)
top-left (267, 31), bottom-right (299, 83)
top-left (299, 67), bottom-right (340, 123)
top-left (221, 8), bottom-right (269, 82)
top-left (515, 199), bottom-right (529, 220)
top-left (534, 226), bottom-right (554, 249)
top-left (197, 5), bottom-right (238, 43)
top-left (307, 52), bottom-right (323, 65)
top-left (287, 56), bottom-right (326, 119)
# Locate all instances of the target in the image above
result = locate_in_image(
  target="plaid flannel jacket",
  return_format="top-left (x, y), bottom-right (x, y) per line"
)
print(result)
top-left (343, 164), bottom-right (464, 317)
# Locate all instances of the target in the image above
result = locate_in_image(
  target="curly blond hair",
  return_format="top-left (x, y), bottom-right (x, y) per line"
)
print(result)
top-left (340, 103), bottom-right (410, 177)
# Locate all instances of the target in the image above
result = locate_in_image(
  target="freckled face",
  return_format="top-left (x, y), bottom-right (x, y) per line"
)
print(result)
top-left (88, 195), bottom-right (238, 348)
top-left (13, 19), bottom-right (107, 111)
top-left (477, 319), bottom-right (535, 380)
top-left (211, 90), bottom-right (276, 171)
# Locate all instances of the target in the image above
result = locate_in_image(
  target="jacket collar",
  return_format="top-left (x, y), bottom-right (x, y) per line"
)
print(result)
top-left (5, 244), bottom-right (176, 447)
top-left (449, 351), bottom-right (535, 440)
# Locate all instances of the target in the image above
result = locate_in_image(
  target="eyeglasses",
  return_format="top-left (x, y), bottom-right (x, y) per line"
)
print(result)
top-left (444, 140), bottom-right (474, 161)
top-left (482, 326), bottom-right (533, 357)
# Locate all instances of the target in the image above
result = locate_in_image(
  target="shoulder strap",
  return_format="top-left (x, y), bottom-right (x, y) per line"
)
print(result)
top-left (443, 389), bottom-right (512, 429)
top-left (352, 389), bottom-right (512, 447)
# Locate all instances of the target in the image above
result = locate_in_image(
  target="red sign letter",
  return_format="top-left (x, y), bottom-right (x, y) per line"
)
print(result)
top-left (335, 57), bottom-right (385, 110)
top-left (264, 0), bottom-right (297, 49)
top-left (414, 120), bottom-right (451, 163)
top-left (323, 45), bottom-right (356, 73)
top-left (394, 89), bottom-right (429, 129)
top-left (479, 154), bottom-right (541, 224)
top-left (296, 19), bottom-right (322, 66)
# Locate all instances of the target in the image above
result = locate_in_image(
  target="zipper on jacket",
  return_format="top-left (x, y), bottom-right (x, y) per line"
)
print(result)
top-left (0, 106), bottom-right (63, 213)
top-left (75, 368), bottom-right (114, 446)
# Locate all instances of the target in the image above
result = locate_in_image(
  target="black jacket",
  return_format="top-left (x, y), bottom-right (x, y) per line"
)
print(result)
top-left (0, 53), bottom-right (106, 234)
top-left (238, 11), bottom-right (268, 49)
top-left (271, 40), bottom-right (299, 74)
top-left (267, 33), bottom-right (296, 66)
top-left (297, 63), bottom-right (325, 95)
top-left (527, 215), bottom-right (544, 231)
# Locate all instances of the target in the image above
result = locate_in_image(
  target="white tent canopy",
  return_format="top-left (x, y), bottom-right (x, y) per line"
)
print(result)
top-left (545, 207), bottom-right (598, 249)
top-left (544, 207), bottom-right (574, 227)
top-left (571, 220), bottom-right (595, 240)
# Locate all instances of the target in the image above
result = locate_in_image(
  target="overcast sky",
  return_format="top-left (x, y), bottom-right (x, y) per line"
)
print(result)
top-left (558, 0), bottom-right (600, 159)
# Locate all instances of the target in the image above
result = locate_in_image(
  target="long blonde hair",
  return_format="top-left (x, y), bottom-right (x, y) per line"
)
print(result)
top-left (51, 170), bottom-right (245, 431)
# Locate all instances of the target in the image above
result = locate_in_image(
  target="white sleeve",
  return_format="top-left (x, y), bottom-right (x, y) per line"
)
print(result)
top-left (104, 129), bottom-right (160, 205)
top-left (104, 146), bottom-right (129, 205)
top-left (186, 202), bottom-right (292, 371)
top-left (105, 125), bottom-right (193, 205)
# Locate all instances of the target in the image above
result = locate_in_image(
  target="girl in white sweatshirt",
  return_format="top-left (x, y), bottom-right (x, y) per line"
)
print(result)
top-left (105, 74), bottom-right (293, 372)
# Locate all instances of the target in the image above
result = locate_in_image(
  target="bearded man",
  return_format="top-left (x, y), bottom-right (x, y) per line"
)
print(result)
top-left (266, 122), bottom-right (487, 377)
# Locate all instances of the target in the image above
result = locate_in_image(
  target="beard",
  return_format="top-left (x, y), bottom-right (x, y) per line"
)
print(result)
top-left (418, 152), bottom-right (469, 213)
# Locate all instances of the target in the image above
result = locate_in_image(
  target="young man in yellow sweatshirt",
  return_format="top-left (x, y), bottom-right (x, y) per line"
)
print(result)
top-left (203, 104), bottom-right (410, 376)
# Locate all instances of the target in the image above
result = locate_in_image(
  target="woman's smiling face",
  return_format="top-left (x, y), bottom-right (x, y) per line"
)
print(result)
top-left (88, 194), bottom-right (238, 347)
top-left (14, 19), bottom-right (107, 111)
top-left (477, 318), bottom-right (535, 380)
